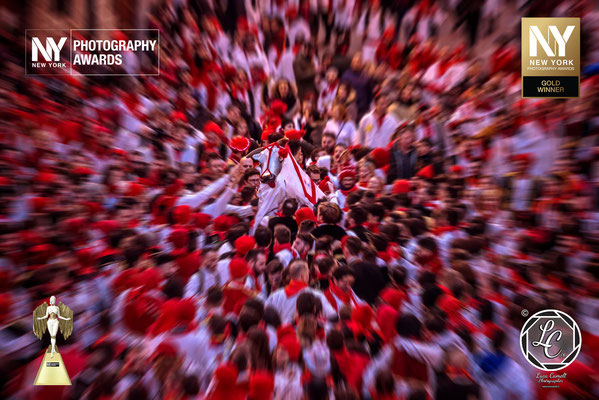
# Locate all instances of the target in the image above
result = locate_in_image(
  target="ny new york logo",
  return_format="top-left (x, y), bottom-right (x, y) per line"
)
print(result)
top-left (529, 25), bottom-right (575, 57)
top-left (31, 37), bottom-right (67, 62)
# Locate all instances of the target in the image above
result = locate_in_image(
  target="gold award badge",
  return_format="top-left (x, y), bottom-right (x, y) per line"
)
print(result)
top-left (32, 296), bottom-right (73, 385)
top-left (521, 17), bottom-right (580, 98)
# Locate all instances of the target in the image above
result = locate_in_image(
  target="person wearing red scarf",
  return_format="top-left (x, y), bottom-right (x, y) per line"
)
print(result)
top-left (222, 259), bottom-right (257, 315)
top-left (415, 236), bottom-right (444, 275)
top-left (272, 225), bottom-right (298, 268)
top-left (323, 266), bottom-right (364, 312)
top-left (265, 260), bottom-right (336, 323)
top-left (335, 168), bottom-right (358, 210)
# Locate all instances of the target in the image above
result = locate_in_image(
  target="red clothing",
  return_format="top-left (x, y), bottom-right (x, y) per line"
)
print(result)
top-left (222, 282), bottom-right (255, 315)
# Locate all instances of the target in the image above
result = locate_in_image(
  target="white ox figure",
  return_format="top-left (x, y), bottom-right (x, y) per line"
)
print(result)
top-left (249, 139), bottom-right (326, 233)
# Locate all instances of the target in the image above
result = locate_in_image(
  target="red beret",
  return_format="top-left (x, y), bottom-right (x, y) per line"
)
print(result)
top-left (295, 207), bottom-right (316, 225)
top-left (30, 197), bottom-right (50, 212)
top-left (276, 324), bottom-right (296, 342)
top-left (449, 165), bottom-right (463, 174)
top-left (164, 179), bottom-right (184, 197)
top-left (65, 217), bottom-right (86, 233)
top-left (261, 127), bottom-right (275, 141)
top-left (338, 168), bottom-right (356, 181)
top-left (213, 215), bottom-right (234, 232)
top-left (96, 219), bottom-right (121, 236)
top-left (285, 129), bottom-right (303, 141)
top-left (229, 258), bottom-right (250, 280)
top-left (318, 177), bottom-right (332, 195)
top-left (379, 288), bottom-right (404, 310)
top-left (138, 267), bottom-right (162, 291)
top-left (234, 235), bottom-right (256, 256)
top-left (193, 212), bottom-right (212, 230)
top-left (351, 304), bottom-right (374, 327)
top-left (177, 298), bottom-right (196, 324)
top-left (222, 64), bottom-right (237, 81)
top-left (169, 228), bottom-right (189, 249)
top-left (511, 153), bottom-right (533, 164)
top-left (371, 148), bottom-right (390, 168)
top-left (229, 136), bottom-right (251, 153)
top-left (125, 182), bottom-right (145, 197)
top-left (266, 116), bottom-right (282, 130)
top-left (204, 121), bottom-right (224, 136)
top-left (123, 289), bottom-right (163, 334)
top-left (214, 362), bottom-right (239, 386)
top-left (278, 334), bottom-right (301, 362)
top-left (153, 341), bottom-right (178, 359)
top-left (416, 165), bottom-right (434, 180)
top-left (249, 371), bottom-right (275, 400)
top-left (35, 172), bottom-right (58, 184)
top-left (170, 111), bottom-right (187, 123)
top-left (391, 179), bottom-right (410, 194)
top-left (72, 166), bottom-right (95, 175)
top-left (173, 205), bottom-right (192, 225)
top-left (270, 99), bottom-right (288, 116)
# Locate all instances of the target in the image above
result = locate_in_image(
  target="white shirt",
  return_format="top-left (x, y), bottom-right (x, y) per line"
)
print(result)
top-left (266, 286), bottom-right (336, 323)
top-left (324, 119), bottom-right (357, 147)
top-left (358, 111), bottom-right (401, 148)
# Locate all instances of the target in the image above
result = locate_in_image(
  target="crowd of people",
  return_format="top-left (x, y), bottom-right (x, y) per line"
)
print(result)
top-left (0, 0), bottom-right (598, 399)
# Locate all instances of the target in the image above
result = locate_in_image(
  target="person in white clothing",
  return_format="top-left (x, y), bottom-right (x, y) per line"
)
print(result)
top-left (323, 104), bottom-right (357, 147)
top-left (265, 260), bottom-right (336, 323)
top-left (358, 92), bottom-right (401, 148)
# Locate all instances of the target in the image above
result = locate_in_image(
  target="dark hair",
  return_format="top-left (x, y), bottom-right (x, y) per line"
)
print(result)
top-left (342, 235), bottom-right (362, 256)
top-left (295, 232), bottom-right (314, 248)
top-left (418, 236), bottom-right (438, 254)
top-left (238, 308), bottom-right (261, 332)
top-left (348, 206), bottom-right (368, 225)
top-left (296, 291), bottom-right (321, 317)
top-left (288, 140), bottom-right (303, 159)
top-left (240, 186), bottom-right (256, 203)
top-left (326, 329), bottom-right (344, 351)
top-left (444, 207), bottom-right (460, 227)
top-left (162, 276), bottom-right (184, 299)
top-left (299, 219), bottom-right (316, 233)
top-left (274, 224), bottom-right (291, 244)
top-left (492, 329), bottom-right (506, 352)
top-left (480, 299), bottom-right (495, 323)
top-left (263, 306), bottom-right (282, 328)
top-left (206, 286), bottom-right (224, 305)
top-left (226, 222), bottom-right (250, 244)
top-left (333, 266), bottom-right (354, 281)
top-left (346, 191), bottom-right (363, 207)
top-left (315, 255), bottom-right (336, 275)
top-left (254, 226), bottom-right (273, 247)
top-left (282, 198), bottom-right (299, 217)
top-left (246, 248), bottom-right (265, 263)
top-left (396, 314), bottom-right (422, 339)
top-left (182, 375), bottom-right (200, 396)
top-left (242, 298), bottom-right (265, 319)
top-left (368, 203), bottom-right (385, 221)
top-left (243, 168), bottom-right (260, 181)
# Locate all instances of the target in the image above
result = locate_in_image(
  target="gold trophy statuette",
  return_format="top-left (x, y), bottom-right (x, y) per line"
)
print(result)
top-left (32, 296), bottom-right (73, 385)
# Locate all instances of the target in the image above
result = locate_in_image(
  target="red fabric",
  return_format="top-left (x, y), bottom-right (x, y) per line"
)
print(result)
top-left (222, 281), bottom-right (254, 315)
top-left (390, 345), bottom-right (429, 383)
top-left (284, 280), bottom-right (308, 297)
top-left (333, 349), bottom-right (370, 391)
top-left (324, 281), bottom-right (359, 311)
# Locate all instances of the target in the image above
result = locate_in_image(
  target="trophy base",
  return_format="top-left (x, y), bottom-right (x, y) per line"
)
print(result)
top-left (33, 346), bottom-right (72, 386)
